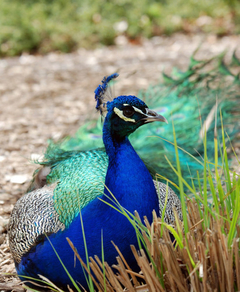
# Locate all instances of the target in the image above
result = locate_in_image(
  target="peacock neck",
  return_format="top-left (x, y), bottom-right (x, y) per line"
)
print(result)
top-left (102, 119), bottom-right (139, 166)
top-left (104, 133), bottom-right (132, 163)
top-left (103, 122), bottom-right (158, 211)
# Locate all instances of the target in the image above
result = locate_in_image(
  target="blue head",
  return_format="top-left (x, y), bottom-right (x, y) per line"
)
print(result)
top-left (105, 95), bottom-right (168, 140)
top-left (95, 74), bottom-right (167, 143)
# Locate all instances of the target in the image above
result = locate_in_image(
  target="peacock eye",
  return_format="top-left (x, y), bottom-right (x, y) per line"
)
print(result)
top-left (123, 106), bottom-right (135, 118)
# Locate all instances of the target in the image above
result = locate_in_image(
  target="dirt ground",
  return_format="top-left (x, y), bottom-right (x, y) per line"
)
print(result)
top-left (0, 33), bottom-right (239, 291)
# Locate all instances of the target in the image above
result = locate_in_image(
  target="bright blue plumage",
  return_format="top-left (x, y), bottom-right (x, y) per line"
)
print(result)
top-left (9, 75), bottom-right (179, 290)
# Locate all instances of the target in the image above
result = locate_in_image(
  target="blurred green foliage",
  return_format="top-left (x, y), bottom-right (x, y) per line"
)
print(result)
top-left (0, 0), bottom-right (239, 56)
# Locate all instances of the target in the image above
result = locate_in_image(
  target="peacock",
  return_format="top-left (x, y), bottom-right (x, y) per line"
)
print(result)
top-left (8, 52), bottom-right (240, 290)
top-left (8, 73), bottom-right (183, 291)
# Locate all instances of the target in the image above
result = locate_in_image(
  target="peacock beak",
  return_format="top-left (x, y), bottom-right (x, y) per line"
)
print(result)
top-left (142, 108), bottom-right (168, 124)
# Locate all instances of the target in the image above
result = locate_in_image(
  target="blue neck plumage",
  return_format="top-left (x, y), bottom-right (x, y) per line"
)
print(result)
top-left (102, 118), bottom-right (158, 214)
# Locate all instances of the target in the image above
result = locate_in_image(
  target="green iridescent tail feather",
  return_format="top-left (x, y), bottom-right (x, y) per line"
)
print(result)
top-left (40, 52), bottom-right (240, 188)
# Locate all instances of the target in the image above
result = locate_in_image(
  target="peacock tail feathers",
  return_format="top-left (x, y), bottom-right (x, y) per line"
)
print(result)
top-left (138, 51), bottom-right (240, 156)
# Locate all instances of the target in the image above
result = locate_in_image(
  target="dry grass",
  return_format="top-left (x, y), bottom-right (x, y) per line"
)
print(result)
top-left (67, 199), bottom-right (240, 292)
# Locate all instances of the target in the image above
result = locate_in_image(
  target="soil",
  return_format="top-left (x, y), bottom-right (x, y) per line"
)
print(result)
top-left (0, 33), bottom-right (239, 291)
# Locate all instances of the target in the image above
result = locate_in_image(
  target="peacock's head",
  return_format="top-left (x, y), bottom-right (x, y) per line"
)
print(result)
top-left (95, 74), bottom-right (167, 140)
top-left (105, 95), bottom-right (167, 139)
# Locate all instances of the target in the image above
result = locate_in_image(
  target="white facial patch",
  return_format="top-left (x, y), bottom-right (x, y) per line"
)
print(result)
top-left (123, 103), bottom-right (146, 116)
top-left (113, 107), bottom-right (136, 123)
top-left (132, 106), bottom-right (146, 115)
top-left (123, 104), bottom-right (146, 116)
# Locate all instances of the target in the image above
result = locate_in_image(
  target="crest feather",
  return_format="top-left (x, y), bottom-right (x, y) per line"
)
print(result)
top-left (94, 73), bottom-right (119, 115)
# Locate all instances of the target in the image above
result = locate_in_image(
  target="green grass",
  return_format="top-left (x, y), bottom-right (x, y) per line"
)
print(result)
top-left (0, 0), bottom-right (240, 57)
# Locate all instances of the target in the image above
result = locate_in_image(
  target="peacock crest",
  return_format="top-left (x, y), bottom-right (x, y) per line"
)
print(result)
top-left (94, 73), bottom-right (119, 115)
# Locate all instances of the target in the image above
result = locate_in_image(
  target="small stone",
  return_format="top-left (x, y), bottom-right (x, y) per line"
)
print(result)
top-left (5, 174), bottom-right (28, 184)
top-left (0, 156), bottom-right (6, 162)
